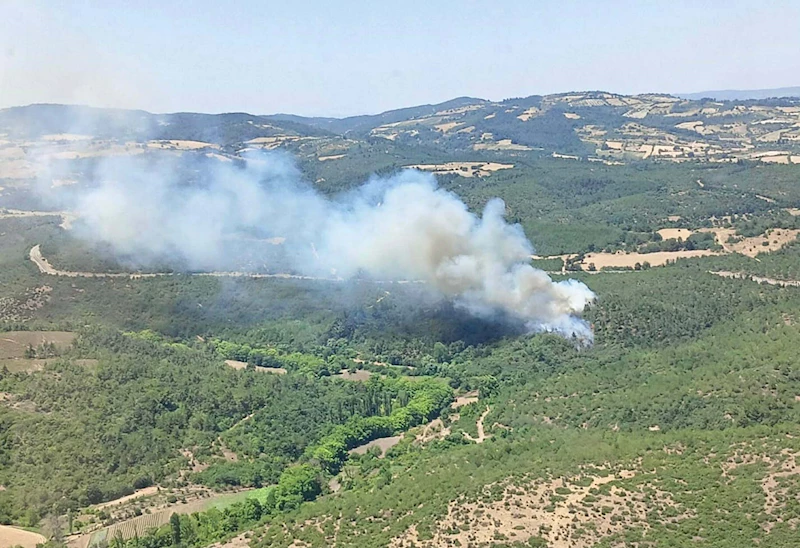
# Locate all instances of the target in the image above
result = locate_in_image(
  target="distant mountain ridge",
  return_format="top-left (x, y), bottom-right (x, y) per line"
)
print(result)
top-left (269, 96), bottom-right (487, 135)
top-left (677, 86), bottom-right (800, 101)
top-left (3, 89), bottom-right (800, 166)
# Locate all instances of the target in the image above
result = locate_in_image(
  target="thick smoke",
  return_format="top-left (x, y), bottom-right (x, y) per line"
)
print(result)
top-left (63, 153), bottom-right (595, 339)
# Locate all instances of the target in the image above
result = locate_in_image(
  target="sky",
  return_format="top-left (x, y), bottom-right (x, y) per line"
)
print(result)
top-left (1, 0), bottom-right (799, 117)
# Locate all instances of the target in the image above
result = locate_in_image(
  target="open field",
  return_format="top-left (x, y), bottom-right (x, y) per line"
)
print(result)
top-left (336, 369), bottom-right (373, 381)
top-left (93, 486), bottom-right (160, 511)
top-left (0, 331), bottom-right (75, 359)
top-left (146, 140), bottom-right (219, 150)
top-left (406, 162), bottom-right (513, 177)
top-left (582, 249), bottom-right (718, 269)
top-left (699, 227), bottom-right (800, 257)
top-left (224, 359), bottom-right (287, 374)
top-left (656, 228), bottom-right (693, 240)
top-left (2, 358), bottom-right (55, 373)
top-left (348, 435), bottom-right (403, 458)
top-left (451, 391), bottom-right (479, 409)
top-left (389, 467), bottom-right (684, 548)
top-left (0, 525), bottom-right (46, 548)
top-left (71, 489), bottom-right (263, 548)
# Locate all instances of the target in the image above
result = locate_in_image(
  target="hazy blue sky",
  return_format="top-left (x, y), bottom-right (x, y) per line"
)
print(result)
top-left (1, 0), bottom-right (798, 116)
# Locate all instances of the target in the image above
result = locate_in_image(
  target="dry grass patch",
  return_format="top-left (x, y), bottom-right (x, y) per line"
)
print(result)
top-left (451, 391), bottom-right (479, 409)
top-left (348, 436), bottom-right (403, 458)
top-left (473, 139), bottom-right (532, 151)
top-left (407, 162), bottom-right (513, 177)
top-left (656, 228), bottom-right (694, 240)
top-left (94, 487), bottom-right (160, 511)
top-left (0, 525), bottom-right (46, 548)
top-left (761, 450), bottom-right (800, 532)
top-left (0, 331), bottom-right (75, 359)
top-left (223, 360), bottom-right (287, 374)
top-left (41, 134), bottom-right (94, 142)
top-left (582, 249), bottom-right (717, 269)
top-left (391, 468), bottom-right (690, 548)
top-left (700, 227), bottom-right (800, 257)
top-left (415, 418), bottom-right (451, 444)
top-left (516, 107), bottom-right (540, 121)
top-left (146, 140), bottom-right (219, 150)
top-left (70, 487), bottom-right (255, 547)
top-left (434, 122), bottom-right (462, 133)
top-left (336, 369), bottom-right (373, 382)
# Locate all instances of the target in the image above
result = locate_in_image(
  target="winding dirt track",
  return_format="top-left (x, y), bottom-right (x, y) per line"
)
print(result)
top-left (709, 271), bottom-right (800, 287)
top-left (29, 245), bottom-right (339, 281)
top-left (463, 406), bottom-right (492, 444)
top-left (31, 246), bottom-right (800, 290)
top-left (28, 245), bottom-right (431, 285)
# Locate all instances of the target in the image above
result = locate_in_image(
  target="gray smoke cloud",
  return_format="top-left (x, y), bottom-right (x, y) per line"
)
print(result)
top-left (61, 152), bottom-right (595, 339)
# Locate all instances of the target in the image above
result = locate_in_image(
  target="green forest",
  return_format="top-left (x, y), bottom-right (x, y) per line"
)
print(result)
top-left (2, 101), bottom-right (800, 548)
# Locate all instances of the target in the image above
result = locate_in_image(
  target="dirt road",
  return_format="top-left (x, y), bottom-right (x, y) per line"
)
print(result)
top-left (29, 245), bottom-right (338, 281)
top-left (710, 271), bottom-right (800, 287)
top-left (463, 406), bottom-right (492, 444)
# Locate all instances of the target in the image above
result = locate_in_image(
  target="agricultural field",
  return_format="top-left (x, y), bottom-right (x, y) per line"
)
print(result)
top-left (71, 488), bottom-right (268, 548)
top-left (0, 525), bottom-right (46, 548)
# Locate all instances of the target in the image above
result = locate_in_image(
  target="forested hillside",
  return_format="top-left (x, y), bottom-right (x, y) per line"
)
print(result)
top-left (1, 95), bottom-right (800, 548)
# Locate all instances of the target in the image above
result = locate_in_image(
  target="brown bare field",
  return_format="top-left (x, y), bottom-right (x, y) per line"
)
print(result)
top-left (657, 228), bottom-right (693, 240)
top-left (204, 152), bottom-right (233, 163)
top-left (71, 488), bottom-right (255, 548)
top-left (0, 358), bottom-right (96, 374)
top-left (451, 391), bottom-right (478, 409)
top-left (41, 134), bottom-right (94, 141)
top-left (0, 525), bottom-right (46, 548)
top-left (0, 331), bottom-right (75, 359)
top-left (760, 450), bottom-right (800, 532)
top-left (516, 107), bottom-right (540, 121)
top-left (348, 435), bottom-right (402, 458)
top-left (223, 360), bottom-right (287, 374)
top-left (415, 418), bottom-right (450, 443)
top-left (94, 486), bottom-right (160, 511)
top-left (760, 155), bottom-right (790, 164)
top-left (406, 162), bottom-right (513, 177)
top-left (433, 122), bottom-right (462, 133)
top-left (317, 154), bottom-right (345, 161)
top-left (0, 391), bottom-right (38, 413)
top-left (390, 467), bottom-right (689, 548)
top-left (473, 139), bottom-right (532, 151)
top-left (146, 140), bottom-right (219, 150)
top-left (336, 369), bottom-right (373, 381)
top-left (700, 227), bottom-right (800, 257)
top-left (581, 249), bottom-right (717, 269)
top-left (49, 144), bottom-right (146, 160)
top-left (1, 358), bottom-right (52, 373)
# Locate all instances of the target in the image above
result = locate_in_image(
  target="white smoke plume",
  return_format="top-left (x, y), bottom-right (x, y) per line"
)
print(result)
top-left (63, 153), bottom-right (595, 339)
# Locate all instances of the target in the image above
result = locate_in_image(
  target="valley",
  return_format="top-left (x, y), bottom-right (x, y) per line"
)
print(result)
top-left (1, 94), bottom-right (800, 548)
